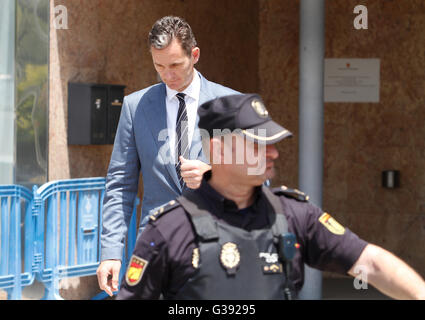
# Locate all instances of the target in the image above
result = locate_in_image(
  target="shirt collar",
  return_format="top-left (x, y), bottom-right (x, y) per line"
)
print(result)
top-left (165, 69), bottom-right (200, 102)
top-left (197, 170), bottom-right (263, 213)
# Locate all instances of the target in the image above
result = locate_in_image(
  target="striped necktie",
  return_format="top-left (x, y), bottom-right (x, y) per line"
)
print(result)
top-left (175, 93), bottom-right (189, 188)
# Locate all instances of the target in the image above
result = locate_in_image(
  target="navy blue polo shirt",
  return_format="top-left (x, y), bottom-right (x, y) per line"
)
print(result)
top-left (117, 172), bottom-right (368, 300)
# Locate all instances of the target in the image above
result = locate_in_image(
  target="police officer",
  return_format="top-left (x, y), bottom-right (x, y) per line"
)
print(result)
top-left (117, 94), bottom-right (425, 300)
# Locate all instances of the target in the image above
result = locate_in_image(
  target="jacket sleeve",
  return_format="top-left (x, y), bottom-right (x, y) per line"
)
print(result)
top-left (101, 96), bottom-right (141, 261)
top-left (116, 223), bottom-right (168, 300)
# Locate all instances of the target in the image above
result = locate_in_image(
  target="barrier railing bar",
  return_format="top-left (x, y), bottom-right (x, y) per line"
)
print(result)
top-left (9, 196), bottom-right (21, 299)
top-left (1, 197), bottom-right (9, 276)
top-left (68, 191), bottom-right (77, 267)
top-left (59, 191), bottom-right (67, 266)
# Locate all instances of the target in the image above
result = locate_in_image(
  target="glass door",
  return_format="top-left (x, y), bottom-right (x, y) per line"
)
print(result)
top-left (15, 0), bottom-right (49, 186)
top-left (0, 0), bottom-right (16, 184)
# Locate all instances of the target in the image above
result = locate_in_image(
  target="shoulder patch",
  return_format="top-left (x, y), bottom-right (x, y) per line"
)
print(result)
top-left (125, 255), bottom-right (148, 286)
top-left (149, 200), bottom-right (181, 221)
top-left (272, 185), bottom-right (310, 202)
top-left (318, 212), bottom-right (346, 235)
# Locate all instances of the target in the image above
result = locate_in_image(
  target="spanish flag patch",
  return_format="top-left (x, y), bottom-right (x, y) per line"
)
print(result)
top-left (125, 255), bottom-right (148, 286)
top-left (319, 213), bottom-right (346, 235)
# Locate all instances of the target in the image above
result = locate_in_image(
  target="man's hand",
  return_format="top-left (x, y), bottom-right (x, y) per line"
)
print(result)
top-left (179, 156), bottom-right (211, 189)
top-left (96, 259), bottom-right (122, 297)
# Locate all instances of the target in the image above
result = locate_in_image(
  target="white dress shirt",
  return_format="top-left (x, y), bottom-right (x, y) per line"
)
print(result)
top-left (165, 70), bottom-right (201, 162)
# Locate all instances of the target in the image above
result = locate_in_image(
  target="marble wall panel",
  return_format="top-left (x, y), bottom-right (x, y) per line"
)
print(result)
top-left (258, 0), bottom-right (300, 188)
top-left (260, 0), bottom-right (425, 281)
top-left (327, 1), bottom-right (425, 278)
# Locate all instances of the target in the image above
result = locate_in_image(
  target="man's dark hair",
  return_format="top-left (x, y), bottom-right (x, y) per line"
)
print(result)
top-left (148, 16), bottom-right (197, 56)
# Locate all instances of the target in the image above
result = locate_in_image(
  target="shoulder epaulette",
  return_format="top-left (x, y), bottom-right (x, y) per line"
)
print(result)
top-left (272, 185), bottom-right (310, 202)
top-left (149, 200), bottom-right (181, 221)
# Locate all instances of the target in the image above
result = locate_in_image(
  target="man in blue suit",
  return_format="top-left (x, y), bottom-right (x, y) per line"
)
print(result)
top-left (96, 16), bottom-right (238, 296)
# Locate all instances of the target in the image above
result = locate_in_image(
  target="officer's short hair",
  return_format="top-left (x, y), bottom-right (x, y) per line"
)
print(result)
top-left (148, 16), bottom-right (197, 57)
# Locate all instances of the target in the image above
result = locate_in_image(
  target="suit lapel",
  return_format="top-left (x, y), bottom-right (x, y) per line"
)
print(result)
top-left (142, 74), bottom-right (215, 192)
top-left (142, 84), bottom-right (181, 191)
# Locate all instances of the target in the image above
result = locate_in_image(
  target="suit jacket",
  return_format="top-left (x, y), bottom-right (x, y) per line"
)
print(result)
top-left (101, 72), bottom-right (239, 260)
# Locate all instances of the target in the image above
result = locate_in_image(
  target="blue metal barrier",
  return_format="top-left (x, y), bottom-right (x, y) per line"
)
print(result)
top-left (0, 178), bottom-right (139, 300)
top-left (0, 185), bottom-right (35, 299)
top-left (32, 177), bottom-right (139, 300)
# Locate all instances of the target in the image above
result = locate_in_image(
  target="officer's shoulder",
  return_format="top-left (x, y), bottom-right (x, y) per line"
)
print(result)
top-left (271, 185), bottom-right (310, 202)
top-left (149, 199), bottom-right (182, 222)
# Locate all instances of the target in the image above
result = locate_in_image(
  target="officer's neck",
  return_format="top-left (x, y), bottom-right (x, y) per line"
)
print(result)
top-left (208, 175), bottom-right (255, 210)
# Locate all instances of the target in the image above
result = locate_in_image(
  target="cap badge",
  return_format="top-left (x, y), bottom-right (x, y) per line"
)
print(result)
top-left (125, 255), bottom-right (148, 286)
top-left (192, 247), bottom-right (200, 269)
top-left (220, 242), bottom-right (240, 275)
top-left (251, 99), bottom-right (269, 118)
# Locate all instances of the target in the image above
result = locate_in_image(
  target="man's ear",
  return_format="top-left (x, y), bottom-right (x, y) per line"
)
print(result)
top-left (211, 137), bottom-right (223, 165)
top-left (192, 47), bottom-right (200, 64)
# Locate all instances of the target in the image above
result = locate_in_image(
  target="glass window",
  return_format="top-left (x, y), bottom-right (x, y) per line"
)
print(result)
top-left (15, 0), bottom-right (49, 187)
top-left (0, 0), bottom-right (16, 184)
top-left (0, 0), bottom-right (49, 187)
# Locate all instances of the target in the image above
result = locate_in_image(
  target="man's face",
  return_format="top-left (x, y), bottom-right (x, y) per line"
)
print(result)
top-left (218, 134), bottom-right (279, 186)
top-left (151, 38), bottom-right (200, 92)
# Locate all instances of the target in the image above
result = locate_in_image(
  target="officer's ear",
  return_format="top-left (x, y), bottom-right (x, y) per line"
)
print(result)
top-left (210, 137), bottom-right (225, 165)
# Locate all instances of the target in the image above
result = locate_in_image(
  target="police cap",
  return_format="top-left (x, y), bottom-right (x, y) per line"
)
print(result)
top-left (198, 93), bottom-right (292, 145)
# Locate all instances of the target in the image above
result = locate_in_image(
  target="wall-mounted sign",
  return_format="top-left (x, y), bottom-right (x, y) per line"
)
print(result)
top-left (324, 58), bottom-right (380, 103)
